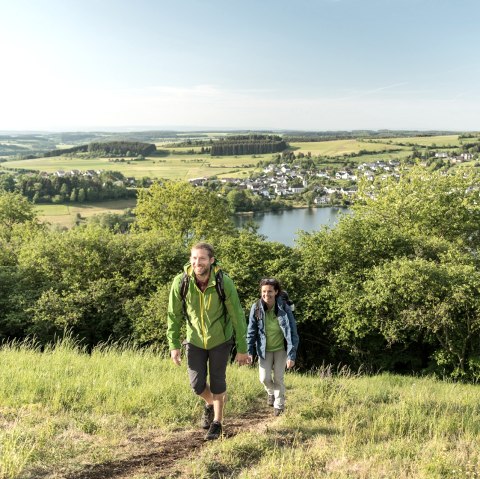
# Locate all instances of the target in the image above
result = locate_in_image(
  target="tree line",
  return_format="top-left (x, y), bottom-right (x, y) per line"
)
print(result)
top-left (282, 130), bottom-right (460, 142)
top-left (2, 167), bottom-right (480, 380)
top-left (24, 141), bottom-right (158, 159)
top-left (87, 141), bottom-right (157, 156)
top-left (210, 135), bottom-right (287, 156)
top-left (0, 171), bottom-right (134, 204)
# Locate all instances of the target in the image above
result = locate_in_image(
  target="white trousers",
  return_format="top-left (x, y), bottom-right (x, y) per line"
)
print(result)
top-left (259, 349), bottom-right (288, 409)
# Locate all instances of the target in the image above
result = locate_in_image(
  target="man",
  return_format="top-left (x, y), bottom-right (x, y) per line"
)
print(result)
top-left (167, 242), bottom-right (249, 440)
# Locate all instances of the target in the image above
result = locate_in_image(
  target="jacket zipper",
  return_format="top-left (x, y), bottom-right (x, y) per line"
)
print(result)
top-left (199, 291), bottom-right (208, 349)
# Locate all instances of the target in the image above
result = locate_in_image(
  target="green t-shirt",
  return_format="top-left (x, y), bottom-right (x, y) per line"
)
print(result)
top-left (265, 308), bottom-right (284, 352)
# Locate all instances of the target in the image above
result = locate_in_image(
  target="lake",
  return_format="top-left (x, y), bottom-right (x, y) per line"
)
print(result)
top-left (234, 207), bottom-right (350, 246)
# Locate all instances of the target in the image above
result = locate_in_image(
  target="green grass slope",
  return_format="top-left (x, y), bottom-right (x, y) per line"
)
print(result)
top-left (1, 342), bottom-right (480, 478)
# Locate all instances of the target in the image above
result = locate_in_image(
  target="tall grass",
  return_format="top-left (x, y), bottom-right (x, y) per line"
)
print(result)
top-left (2, 340), bottom-right (480, 478)
top-left (0, 339), bottom-right (260, 477)
top-left (189, 370), bottom-right (480, 478)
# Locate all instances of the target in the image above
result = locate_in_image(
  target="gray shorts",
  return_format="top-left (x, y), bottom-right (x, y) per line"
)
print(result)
top-left (185, 340), bottom-right (233, 395)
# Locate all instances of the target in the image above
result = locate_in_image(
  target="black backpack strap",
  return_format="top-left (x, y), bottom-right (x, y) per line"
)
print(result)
top-left (215, 269), bottom-right (228, 325)
top-left (179, 272), bottom-right (191, 325)
top-left (214, 269), bottom-right (226, 304)
top-left (215, 269), bottom-right (237, 363)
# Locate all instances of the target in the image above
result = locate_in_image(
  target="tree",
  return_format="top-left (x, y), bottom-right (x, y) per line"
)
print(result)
top-left (9, 226), bottom-right (185, 347)
top-left (0, 174), bottom-right (15, 192)
top-left (297, 166), bottom-right (480, 376)
top-left (135, 181), bottom-right (235, 244)
top-left (0, 191), bottom-right (37, 230)
top-left (362, 256), bottom-right (480, 377)
top-left (60, 183), bottom-right (69, 197)
top-left (216, 230), bottom-right (300, 315)
top-left (226, 189), bottom-right (251, 213)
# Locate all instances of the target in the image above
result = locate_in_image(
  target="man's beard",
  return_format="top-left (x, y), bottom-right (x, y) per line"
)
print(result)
top-left (195, 265), bottom-right (210, 277)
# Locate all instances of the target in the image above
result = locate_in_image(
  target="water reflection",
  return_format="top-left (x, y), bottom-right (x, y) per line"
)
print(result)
top-left (233, 207), bottom-right (350, 246)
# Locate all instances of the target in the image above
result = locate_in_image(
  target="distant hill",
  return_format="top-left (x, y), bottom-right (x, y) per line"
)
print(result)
top-left (38, 141), bottom-right (157, 158)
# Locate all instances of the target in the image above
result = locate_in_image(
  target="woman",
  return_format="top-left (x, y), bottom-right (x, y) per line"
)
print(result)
top-left (247, 278), bottom-right (299, 416)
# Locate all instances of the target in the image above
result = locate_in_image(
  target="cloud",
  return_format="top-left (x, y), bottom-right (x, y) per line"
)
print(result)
top-left (0, 83), bottom-right (478, 131)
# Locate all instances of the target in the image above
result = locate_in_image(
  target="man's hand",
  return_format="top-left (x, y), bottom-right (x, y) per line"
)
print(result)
top-left (235, 352), bottom-right (250, 366)
top-left (170, 349), bottom-right (181, 366)
top-left (286, 359), bottom-right (295, 369)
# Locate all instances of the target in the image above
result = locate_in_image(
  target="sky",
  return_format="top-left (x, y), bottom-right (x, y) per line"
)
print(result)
top-left (1, 0), bottom-right (479, 132)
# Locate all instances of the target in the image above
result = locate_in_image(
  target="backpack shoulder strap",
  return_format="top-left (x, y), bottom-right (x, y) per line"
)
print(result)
top-left (179, 272), bottom-right (190, 323)
top-left (214, 269), bottom-right (226, 304)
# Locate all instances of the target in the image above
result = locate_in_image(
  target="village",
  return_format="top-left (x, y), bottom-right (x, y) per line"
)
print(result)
top-left (188, 149), bottom-right (476, 207)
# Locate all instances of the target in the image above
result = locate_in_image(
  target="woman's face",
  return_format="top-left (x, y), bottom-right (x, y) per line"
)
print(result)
top-left (261, 284), bottom-right (278, 309)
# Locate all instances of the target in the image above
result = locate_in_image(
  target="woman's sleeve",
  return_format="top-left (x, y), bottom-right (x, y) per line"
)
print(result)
top-left (246, 303), bottom-right (258, 356)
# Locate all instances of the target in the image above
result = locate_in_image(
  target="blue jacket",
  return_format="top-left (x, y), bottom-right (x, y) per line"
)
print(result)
top-left (247, 298), bottom-right (299, 361)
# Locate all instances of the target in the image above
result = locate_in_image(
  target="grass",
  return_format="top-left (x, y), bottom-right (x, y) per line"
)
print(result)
top-left (0, 340), bottom-right (260, 478)
top-left (189, 370), bottom-right (480, 478)
top-left (371, 135), bottom-right (461, 147)
top-left (0, 151), bottom-right (262, 180)
top-left (35, 199), bottom-right (137, 228)
top-left (289, 139), bottom-right (409, 156)
top-left (1, 342), bottom-right (480, 478)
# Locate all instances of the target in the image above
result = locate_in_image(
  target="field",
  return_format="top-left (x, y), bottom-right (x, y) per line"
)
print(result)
top-left (2, 133), bottom-right (468, 228)
top-left (1, 149), bottom-right (262, 180)
top-left (35, 199), bottom-right (137, 228)
top-left (289, 135), bottom-right (462, 158)
top-left (289, 139), bottom-right (408, 156)
top-left (0, 135), bottom-right (465, 182)
top-left (373, 134), bottom-right (461, 147)
top-left (1, 341), bottom-right (480, 478)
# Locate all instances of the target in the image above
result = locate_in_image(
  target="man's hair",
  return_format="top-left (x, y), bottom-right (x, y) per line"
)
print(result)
top-left (259, 277), bottom-right (281, 293)
top-left (191, 242), bottom-right (215, 258)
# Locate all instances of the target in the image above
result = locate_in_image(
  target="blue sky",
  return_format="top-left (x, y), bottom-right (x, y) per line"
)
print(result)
top-left (1, 0), bottom-right (479, 131)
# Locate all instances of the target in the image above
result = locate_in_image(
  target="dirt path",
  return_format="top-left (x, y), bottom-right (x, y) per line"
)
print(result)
top-left (64, 403), bottom-right (272, 479)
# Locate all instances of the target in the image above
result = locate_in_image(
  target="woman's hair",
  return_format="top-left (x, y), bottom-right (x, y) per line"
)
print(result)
top-left (259, 277), bottom-right (281, 294)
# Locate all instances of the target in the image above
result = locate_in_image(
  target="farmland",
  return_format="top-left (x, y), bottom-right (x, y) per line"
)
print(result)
top-left (35, 199), bottom-right (136, 228)
top-left (1, 131), bottom-right (476, 227)
top-left (1, 152), bottom-right (259, 180)
top-left (1, 134), bottom-right (464, 180)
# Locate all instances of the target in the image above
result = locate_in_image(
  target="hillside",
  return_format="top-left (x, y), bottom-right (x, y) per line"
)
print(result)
top-left (1, 342), bottom-right (479, 478)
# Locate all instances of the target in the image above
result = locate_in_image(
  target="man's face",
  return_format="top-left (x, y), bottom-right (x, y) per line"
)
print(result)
top-left (190, 247), bottom-right (214, 278)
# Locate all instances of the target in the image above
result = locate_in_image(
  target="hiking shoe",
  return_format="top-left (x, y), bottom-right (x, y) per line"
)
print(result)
top-left (201, 404), bottom-right (214, 429)
top-left (205, 420), bottom-right (223, 440)
top-left (267, 394), bottom-right (275, 407)
top-left (274, 407), bottom-right (284, 417)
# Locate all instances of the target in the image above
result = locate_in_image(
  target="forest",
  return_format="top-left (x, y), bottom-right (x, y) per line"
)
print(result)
top-left (210, 134), bottom-right (287, 156)
top-left (0, 170), bottom-right (134, 203)
top-left (2, 165), bottom-right (480, 379)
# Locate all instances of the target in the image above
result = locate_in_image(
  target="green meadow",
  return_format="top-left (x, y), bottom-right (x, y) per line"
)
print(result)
top-left (35, 199), bottom-right (137, 228)
top-left (371, 134), bottom-right (461, 148)
top-left (1, 341), bottom-right (480, 478)
top-left (289, 139), bottom-right (409, 156)
top-left (1, 150), bottom-right (262, 180)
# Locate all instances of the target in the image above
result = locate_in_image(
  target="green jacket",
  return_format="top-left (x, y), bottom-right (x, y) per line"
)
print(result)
top-left (167, 262), bottom-right (248, 353)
